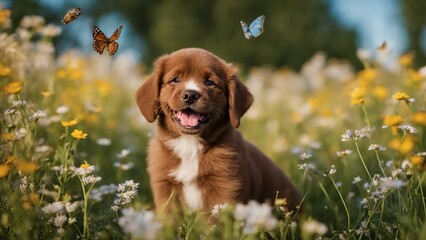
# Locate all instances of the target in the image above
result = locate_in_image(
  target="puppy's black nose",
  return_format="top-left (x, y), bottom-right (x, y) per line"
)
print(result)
top-left (182, 90), bottom-right (200, 104)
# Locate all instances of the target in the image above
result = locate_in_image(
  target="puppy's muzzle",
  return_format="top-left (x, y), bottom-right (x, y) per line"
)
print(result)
top-left (182, 90), bottom-right (201, 104)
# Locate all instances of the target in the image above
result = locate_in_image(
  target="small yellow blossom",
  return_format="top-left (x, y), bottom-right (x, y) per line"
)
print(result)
top-left (372, 86), bottom-right (388, 100)
top-left (389, 136), bottom-right (414, 155)
top-left (350, 87), bottom-right (366, 105)
top-left (1, 133), bottom-right (14, 142)
top-left (399, 53), bottom-right (414, 66)
top-left (392, 92), bottom-right (410, 101)
top-left (0, 64), bottom-right (11, 76)
top-left (80, 162), bottom-right (90, 169)
top-left (0, 165), bottom-right (10, 178)
top-left (350, 87), bottom-right (366, 99)
top-left (41, 91), bottom-right (54, 97)
top-left (15, 161), bottom-right (38, 175)
top-left (351, 97), bottom-right (364, 106)
top-left (5, 156), bottom-right (16, 164)
top-left (71, 129), bottom-right (88, 139)
top-left (94, 80), bottom-right (112, 96)
top-left (411, 112), bottom-right (426, 126)
top-left (4, 81), bottom-right (23, 94)
top-left (358, 69), bottom-right (377, 88)
top-left (61, 119), bottom-right (78, 127)
top-left (21, 193), bottom-right (40, 209)
top-left (408, 69), bottom-right (422, 82)
top-left (383, 115), bottom-right (404, 127)
top-left (410, 155), bottom-right (426, 171)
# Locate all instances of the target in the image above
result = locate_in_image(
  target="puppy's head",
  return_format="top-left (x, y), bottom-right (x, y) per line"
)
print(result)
top-left (136, 48), bottom-right (253, 135)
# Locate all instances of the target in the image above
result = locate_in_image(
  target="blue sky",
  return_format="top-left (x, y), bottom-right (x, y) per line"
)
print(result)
top-left (329, 0), bottom-right (408, 56)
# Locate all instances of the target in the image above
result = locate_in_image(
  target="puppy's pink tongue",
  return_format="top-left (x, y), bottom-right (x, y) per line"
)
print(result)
top-left (180, 111), bottom-right (200, 127)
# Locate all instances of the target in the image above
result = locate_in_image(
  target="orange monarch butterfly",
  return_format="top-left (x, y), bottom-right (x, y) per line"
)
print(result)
top-left (62, 8), bottom-right (81, 25)
top-left (92, 25), bottom-right (123, 56)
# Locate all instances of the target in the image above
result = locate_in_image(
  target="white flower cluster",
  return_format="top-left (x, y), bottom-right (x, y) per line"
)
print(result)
top-left (341, 129), bottom-right (367, 142)
top-left (41, 201), bottom-right (79, 235)
top-left (336, 149), bottom-right (352, 157)
top-left (89, 184), bottom-right (117, 202)
top-left (301, 218), bottom-right (328, 236)
top-left (118, 207), bottom-right (162, 240)
top-left (111, 180), bottom-right (139, 212)
top-left (234, 200), bottom-right (278, 234)
top-left (73, 165), bottom-right (95, 176)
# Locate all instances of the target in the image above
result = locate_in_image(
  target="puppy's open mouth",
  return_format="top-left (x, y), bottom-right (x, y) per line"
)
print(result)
top-left (173, 109), bottom-right (209, 129)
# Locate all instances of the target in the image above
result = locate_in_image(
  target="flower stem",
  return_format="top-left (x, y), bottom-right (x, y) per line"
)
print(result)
top-left (329, 176), bottom-right (351, 235)
top-left (361, 105), bottom-right (371, 131)
top-left (79, 176), bottom-right (90, 239)
top-left (355, 141), bottom-right (372, 180)
top-left (418, 174), bottom-right (426, 218)
top-left (374, 151), bottom-right (386, 177)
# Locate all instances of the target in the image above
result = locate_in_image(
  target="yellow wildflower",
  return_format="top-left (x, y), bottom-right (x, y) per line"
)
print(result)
top-left (15, 161), bottom-right (38, 175)
top-left (392, 92), bottom-right (410, 101)
top-left (80, 162), bottom-right (90, 169)
top-left (41, 91), bottom-right (54, 97)
top-left (350, 87), bottom-right (366, 105)
top-left (358, 69), bottom-right (377, 88)
top-left (21, 193), bottom-right (40, 209)
top-left (61, 119), bottom-right (78, 127)
top-left (0, 64), bottom-right (11, 76)
top-left (389, 136), bottom-right (414, 155)
top-left (94, 79), bottom-right (112, 96)
top-left (351, 97), bottom-right (364, 106)
top-left (71, 129), bottom-right (88, 139)
top-left (408, 69), bottom-right (422, 82)
top-left (1, 132), bottom-right (14, 142)
top-left (358, 69), bottom-right (377, 79)
top-left (5, 156), bottom-right (16, 164)
top-left (0, 165), bottom-right (10, 178)
top-left (411, 112), bottom-right (426, 126)
top-left (399, 53), bottom-right (414, 66)
top-left (410, 155), bottom-right (426, 171)
top-left (372, 86), bottom-right (388, 100)
top-left (4, 81), bottom-right (23, 94)
top-left (383, 115), bottom-right (404, 127)
top-left (350, 87), bottom-right (366, 99)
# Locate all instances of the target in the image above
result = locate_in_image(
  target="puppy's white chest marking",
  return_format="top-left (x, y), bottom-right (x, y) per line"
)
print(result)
top-left (166, 135), bottom-right (203, 209)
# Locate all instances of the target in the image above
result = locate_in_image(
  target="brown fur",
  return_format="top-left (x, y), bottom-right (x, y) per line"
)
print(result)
top-left (136, 48), bottom-right (301, 212)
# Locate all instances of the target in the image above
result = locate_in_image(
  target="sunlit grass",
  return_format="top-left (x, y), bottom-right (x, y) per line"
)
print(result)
top-left (1, 11), bottom-right (426, 240)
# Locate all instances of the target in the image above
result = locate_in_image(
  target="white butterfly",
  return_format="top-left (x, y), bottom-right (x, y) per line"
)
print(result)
top-left (240, 15), bottom-right (265, 39)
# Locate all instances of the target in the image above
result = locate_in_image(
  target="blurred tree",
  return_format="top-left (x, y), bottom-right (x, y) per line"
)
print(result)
top-left (142, 0), bottom-right (359, 70)
top-left (401, 0), bottom-right (426, 66)
top-left (9, 0), bottom-right (359, 69)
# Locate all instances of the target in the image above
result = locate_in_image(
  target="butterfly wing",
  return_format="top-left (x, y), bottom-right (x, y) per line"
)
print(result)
top-left (240, 21), bottom-right (251, 39)
top-left (62, 8), bottom-right (82, 24)
top-left (109, 25), bottom-right (123, 42)
top-left (92, 26), bottom-right (109, 54)
top-left (107, 42), bottom-right (119, 56)
top-left (248, 15), bottom-right (265, 38)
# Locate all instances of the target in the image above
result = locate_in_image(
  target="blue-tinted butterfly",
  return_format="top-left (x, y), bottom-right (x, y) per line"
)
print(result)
top-left (240, 15), bottom-right (265, 39)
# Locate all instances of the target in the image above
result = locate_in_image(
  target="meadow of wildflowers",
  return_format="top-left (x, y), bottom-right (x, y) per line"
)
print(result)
top-left (1, 7), bottom-right (426, 240)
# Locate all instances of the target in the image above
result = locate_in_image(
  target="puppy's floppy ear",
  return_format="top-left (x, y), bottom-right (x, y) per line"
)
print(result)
top-left (226, 65), bottom-right (254, 128)
top-left (135, 55), bottom-right (168, 122)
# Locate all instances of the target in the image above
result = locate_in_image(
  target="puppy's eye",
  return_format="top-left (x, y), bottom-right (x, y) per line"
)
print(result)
top-left (169, 77), bottom-right (180, 84)
top-left (204, 79), bottom-right (216, 87)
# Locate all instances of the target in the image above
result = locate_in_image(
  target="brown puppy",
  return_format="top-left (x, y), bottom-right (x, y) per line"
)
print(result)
top-left (136, 48), bottom-right (300, 212)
